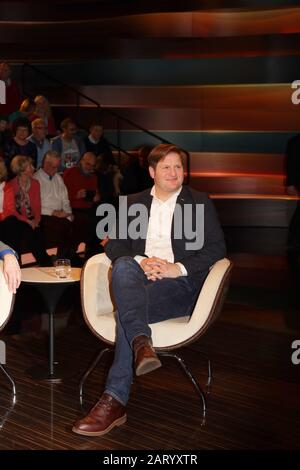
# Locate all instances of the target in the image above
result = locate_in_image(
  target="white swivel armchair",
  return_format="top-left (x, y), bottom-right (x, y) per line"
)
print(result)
top-left (79, 253), bottom-right (232, 420)
top-left (0, 260), bottom-right (17, 397)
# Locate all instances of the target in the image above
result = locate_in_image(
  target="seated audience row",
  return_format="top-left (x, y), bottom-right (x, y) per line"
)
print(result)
top-left (0, 151), bottom-right (105, 266)
top-left (0, 116), bottom-right (116, 173)
top-left (0, 157), bottom-right (52, 265)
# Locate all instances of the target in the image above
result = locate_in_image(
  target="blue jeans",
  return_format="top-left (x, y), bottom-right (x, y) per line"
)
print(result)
top-left (105, 256), bottom-right (198, 405)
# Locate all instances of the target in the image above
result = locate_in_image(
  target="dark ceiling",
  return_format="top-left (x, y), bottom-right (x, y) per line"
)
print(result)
top-left (1, 1), bottom-right (300, 61)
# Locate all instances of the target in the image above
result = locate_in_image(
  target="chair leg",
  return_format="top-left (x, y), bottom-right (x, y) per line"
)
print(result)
top-left (79, 347), bottom-right (112, 401)
top-left (159, 351), bottom-right (207, 423)
top-left (195, 351), bottom-right (212, 391)
top-left (0, 363), bottom-right (16, 397)
top-left (0, 394), bottom-right (16, 430)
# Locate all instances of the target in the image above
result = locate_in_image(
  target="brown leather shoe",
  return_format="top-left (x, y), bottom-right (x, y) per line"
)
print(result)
top-left (72, 393), bottom-right (126, 436)
top-left (133, 335), bottom-right (162, 376)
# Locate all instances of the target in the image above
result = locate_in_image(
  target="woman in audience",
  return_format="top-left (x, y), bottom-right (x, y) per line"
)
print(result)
top-left (9, 97), bottom-right (35, 124)
top-left (4, 117), bottom-right (37, 169)
top-left (0, 160), bottom-right (23, 253)
top-left (6, 155), bottom-right (51, 265)
top-left (30, 95), bottom-right (57, 137)
top-left (0, 160), bottom-right (15, 233)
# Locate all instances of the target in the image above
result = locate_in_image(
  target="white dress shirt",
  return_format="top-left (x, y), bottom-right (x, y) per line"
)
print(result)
top-left (34, 168), bottom-right (72, 216)
top-left (135, 186), bottom-right (187, 276)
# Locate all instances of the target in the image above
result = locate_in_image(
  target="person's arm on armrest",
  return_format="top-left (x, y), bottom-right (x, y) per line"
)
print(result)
top-left (0, 246), bottom-right (21, 294)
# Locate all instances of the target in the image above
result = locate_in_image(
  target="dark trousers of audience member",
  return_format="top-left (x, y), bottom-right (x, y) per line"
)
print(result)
top-left (72, 207), bottom-right (103, 259)
top-left (40, 215), bottom-right (76, 258)
top-left (0, 215), bottom-right (50, 266)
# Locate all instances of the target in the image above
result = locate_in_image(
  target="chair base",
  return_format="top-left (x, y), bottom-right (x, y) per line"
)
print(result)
top-left (0, 363), bottom-right (16, 396)
top-left (79, 347), bottom-right (112, 403)
top-left (78, 347), bottom-right (210, 423)
top-left (159, 351), bottom-right (208, 424)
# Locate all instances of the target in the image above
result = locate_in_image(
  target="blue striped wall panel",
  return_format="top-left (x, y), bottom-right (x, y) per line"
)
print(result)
top-left (16, 55), bottom-right (300, 86)
top-left (105, 130), bottom-right (298, 154)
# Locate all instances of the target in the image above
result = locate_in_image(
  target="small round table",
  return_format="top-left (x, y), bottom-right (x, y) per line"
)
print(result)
top-left (21, 266), bottom-right (81, 382)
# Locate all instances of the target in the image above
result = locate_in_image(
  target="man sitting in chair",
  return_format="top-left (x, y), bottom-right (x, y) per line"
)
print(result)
top-left (73, 144), bottom-right (226, 436)
top-left (0, 241), bottom-right (21, 293)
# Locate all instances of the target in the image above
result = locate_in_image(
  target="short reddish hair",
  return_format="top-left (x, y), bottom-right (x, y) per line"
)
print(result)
top-left (147, 144), bottom-right (186, 169)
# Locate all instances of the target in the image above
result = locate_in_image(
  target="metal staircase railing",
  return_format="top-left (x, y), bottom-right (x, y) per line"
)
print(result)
top-left (21, 62), bottom-right (190, 182)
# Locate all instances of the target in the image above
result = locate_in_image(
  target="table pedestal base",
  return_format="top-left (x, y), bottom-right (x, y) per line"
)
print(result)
top-left (26, 363), bottom-right (74, 383)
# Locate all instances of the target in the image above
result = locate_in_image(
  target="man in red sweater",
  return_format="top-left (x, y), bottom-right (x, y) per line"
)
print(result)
top-left (63, 152), bottom-right (101, 259)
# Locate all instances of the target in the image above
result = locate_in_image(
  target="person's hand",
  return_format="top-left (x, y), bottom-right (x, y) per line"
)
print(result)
top-left (26, 219), bottom-right (39, 229)
top-left (287, 185), bottom-right (300, 196)
top-left (3, 253), bottom-right (21, 294)
top-left (141, 257), bottom-right (165, 281)
top-left (93, 190), bottom-right (101, 203)
top-left (141, 258), bottom-right (182, 281)
top-left (149, 261), bottom-right (181, 280)
top-left (52, 210), bottom-right (68, 218)
top-left (159, 262), bottom-right (182, 279)
top-left (76, 189), bottom-right (86, 199)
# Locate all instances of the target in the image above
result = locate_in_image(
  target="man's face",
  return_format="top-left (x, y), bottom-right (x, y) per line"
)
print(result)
top-left (80, 155), bottom-right (96, 175)
top-left (90, 125), bottom-right (103, 141)
top-left (0, 63), bottom-right (11, 80)
top-left (64, 123), bottom-right (77, 139)
top-left (35, 97), bottom-right (47, 112)
top-left (149, 152), bottom-right (184, 196)
top-left (33, 123), bottom-right (47, 140)
top-left (44, 158), bottom-right (60, 177)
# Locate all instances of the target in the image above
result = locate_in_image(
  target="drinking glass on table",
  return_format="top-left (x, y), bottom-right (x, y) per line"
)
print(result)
top-left (54, 259), bottom-right (71, 279)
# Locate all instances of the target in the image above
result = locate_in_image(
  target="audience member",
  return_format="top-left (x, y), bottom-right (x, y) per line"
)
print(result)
top-left (137, 144), bottom-right (154, 190)
top-left (9, 97), bottom-right (35, 123)
top-left (95, 154), bottom-right (115, 205)
top-left (119, 152), bottom-right (141, 195)
top-left (4, 117), bottom-right (37, 169)
top-left (52, 118), bottom-right (85, 171)
top-left (63, 152), bottom-right (100, 259)
top-left (28, 118), bottom-right (51, 168)
top-left (34, 151), bottom-right (77, 259)
top-left (84, 122), bottom-right (114, 165)
top-left (0, 62), bottom-right (21, 116)
top-left (6, 155), bottom-right (51, 266)
top-left (0, 160), bottom-right (16, 237)
top-left (30, 95), bottom-right (57, 137)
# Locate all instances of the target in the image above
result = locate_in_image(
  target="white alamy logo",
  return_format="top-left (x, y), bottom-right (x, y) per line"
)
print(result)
top-left (0, 80), bottom-right (5, 104)
top-left (291, 339), bottom-right (300, 365)
top-left (0, 340), bottom-right (6, 364)
top-left (291, 80), bottom-right (300, 105)
top-left (96, 197), bottom-right (205, 250)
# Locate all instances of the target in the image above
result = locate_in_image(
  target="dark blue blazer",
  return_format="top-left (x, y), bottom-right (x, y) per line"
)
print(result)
top-left (105, 185), bottom-right (226, 287)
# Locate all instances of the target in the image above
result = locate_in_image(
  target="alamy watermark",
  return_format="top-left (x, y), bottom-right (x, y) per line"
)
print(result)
top-left (0, 80), bottom-right (5, 104)
top-left (291, 80), bottom-right (300, 105)
top-left (0, 340), bottom-right (6, 364)
top-left (291, 340), bottom-right (300, 365)
top-left (96, 197), bottom-right (205, 250)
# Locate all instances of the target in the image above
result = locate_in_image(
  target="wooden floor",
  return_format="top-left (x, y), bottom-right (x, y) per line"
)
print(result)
top-left (0, 250), bottom-right (300, 450)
